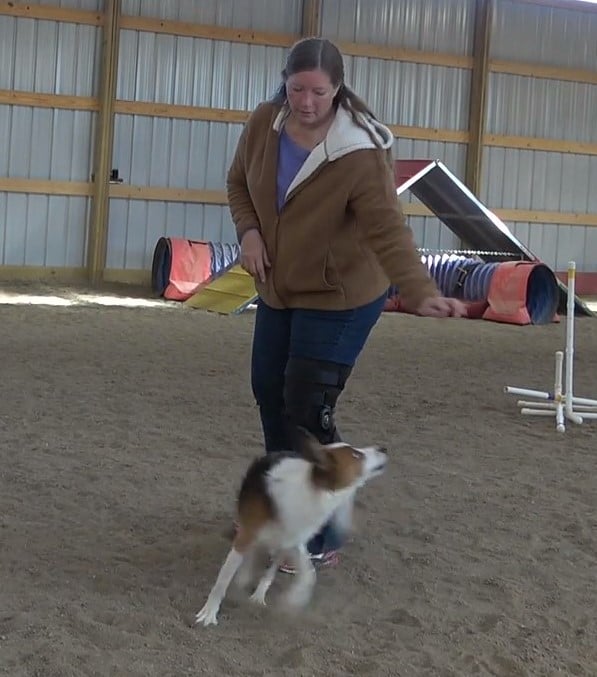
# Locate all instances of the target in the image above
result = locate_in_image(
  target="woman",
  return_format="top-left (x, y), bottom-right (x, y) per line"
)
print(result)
top-left (227, 38), bottom-right (466, 570)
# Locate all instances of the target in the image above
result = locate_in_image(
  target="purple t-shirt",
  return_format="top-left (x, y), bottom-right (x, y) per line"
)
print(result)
top-left (277, 128), bottom-right (310, 213)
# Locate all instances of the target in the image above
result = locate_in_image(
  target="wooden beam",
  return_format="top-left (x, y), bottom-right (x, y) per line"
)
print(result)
top-left (120, 15), bottom-right (295, 47)
top-left (103, 268), bottom-right (152, 286)
top-left (112, 100), bottom-right (249, 123)
top-left (0, 1), bottom-right (102, 25)
top-left (1, 177), bottom-right (595, 227)
top-left (513, 0), bottom-right (597, 14)
top-left (390, 125), bottom-right (468, 144)
top-left (0, 89), bottom-right (99, 111)
top-left (483, 133), bottom-right (597, 156)
top-left (301, 0), bottom-right (321, 36)
top-left (334, 40), bottom-right (472, 69)
top-left (119, 14), bottom-right (471, 70)
top-left (0, 264), bottom-right (150, 287)
top-left (494, 208), bottom-right (597, 227)
top-left (0, 177), bottom-right (92, 197)
top-left (0, 266), bottom-right (88, 283)
top-left (465, 0), bottom-right (493, 196)
top-left (87, 0), bottom-right (120, 287)
top-left (489, 59), bottom-right (597, 86)
top-left (108, 185), bottom-right (227, 204)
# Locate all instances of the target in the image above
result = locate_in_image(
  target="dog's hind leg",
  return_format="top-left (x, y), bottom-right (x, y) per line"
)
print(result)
top-left (195, 547), bottom-right (244, 627)
top-left (283, 544), bottom-right (316, 610)
top-left (249, 550), bottom-right (286, 606)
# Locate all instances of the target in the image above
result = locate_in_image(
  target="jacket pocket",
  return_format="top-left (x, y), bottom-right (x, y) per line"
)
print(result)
top-left (323, 249), bottom-right (340, 288)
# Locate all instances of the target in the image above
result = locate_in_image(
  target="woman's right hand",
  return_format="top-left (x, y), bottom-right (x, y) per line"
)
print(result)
top-left (240, 229), bottom-right (271, 283)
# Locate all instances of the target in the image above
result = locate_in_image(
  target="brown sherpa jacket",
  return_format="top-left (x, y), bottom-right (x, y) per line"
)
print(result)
top-left (226, 100), bottom-right (439, 311)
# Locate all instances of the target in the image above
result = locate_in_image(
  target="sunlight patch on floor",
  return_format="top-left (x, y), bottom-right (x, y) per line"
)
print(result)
top-left (0, 290), bottom-right (173, 309)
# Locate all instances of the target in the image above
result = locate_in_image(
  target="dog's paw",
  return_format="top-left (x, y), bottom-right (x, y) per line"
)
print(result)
top-left (194, 601), bottom-right (219, 627)
top-left (249, 587), bottom-right (268, 606)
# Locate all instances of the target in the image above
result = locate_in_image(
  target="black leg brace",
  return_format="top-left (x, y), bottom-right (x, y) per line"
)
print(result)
top-left (283, 357), bottom-right (353, 446)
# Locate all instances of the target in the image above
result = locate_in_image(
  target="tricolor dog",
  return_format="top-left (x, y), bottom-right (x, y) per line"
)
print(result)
top-left (195, 428), bottom-right (388, 626)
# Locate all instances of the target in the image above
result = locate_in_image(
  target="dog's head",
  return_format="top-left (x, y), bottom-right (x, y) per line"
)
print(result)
top-left (293, 427), bottom-right (388, 491)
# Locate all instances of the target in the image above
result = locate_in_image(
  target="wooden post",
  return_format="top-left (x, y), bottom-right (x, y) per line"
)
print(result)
top-left (301, 0), bottom-right (321, 36)
top-left (465, 0), bottom-right (493, 197)
top-left (87, 0), bottom-right (120, 287)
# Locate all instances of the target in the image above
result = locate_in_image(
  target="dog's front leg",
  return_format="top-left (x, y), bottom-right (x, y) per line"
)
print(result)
top-left (235, 545), bottom-right (258, 590)
top-left (195, 548), bottom-right (244, 627)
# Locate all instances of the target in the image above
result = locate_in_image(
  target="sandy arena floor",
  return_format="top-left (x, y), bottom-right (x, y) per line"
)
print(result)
top-left (0, 283), bottom-right (596, 677)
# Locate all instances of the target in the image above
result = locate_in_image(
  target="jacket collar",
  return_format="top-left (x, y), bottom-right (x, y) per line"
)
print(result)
top-left (272, 104), bottom-right (394, 199)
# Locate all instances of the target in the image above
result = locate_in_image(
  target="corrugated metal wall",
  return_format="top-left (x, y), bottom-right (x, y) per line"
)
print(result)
top-left (321, 0), bottom-right (475, 253)
top-left (120, 0), bottom-right (303, 31)
top-left (320, 0), bottom-right (475, 54)
top-left (484, 0), bottom-right (597, 272)
top-left (1, 0), bottom-right (595, 278)
top-left (0, 10), bottom-right (100, 267)
top-left (107, 2), bottom-right (301, 271)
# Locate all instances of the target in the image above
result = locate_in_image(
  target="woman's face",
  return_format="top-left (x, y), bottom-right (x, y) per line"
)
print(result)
top-left (285, 69), bottom-right (338, 127)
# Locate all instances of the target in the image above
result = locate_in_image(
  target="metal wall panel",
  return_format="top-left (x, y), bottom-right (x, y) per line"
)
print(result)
top-left (0, 12), bottom-right (99, 270)
top-left (112, 116), bottom-right (243, 190)
top-left (117, 31), bottom-right (286, 108)
top-left (112, 29), bottom-right (290, 269)
top-left (0, 17), bottom-right (100, 96)
top-left (481, 147), bottom-right (597, 213)
top-left (106, 200), bottom-right (233, 270)
top-left (0, 104), bottom-right (94, 268)
top-left (491, 0), bottom-right (597, 70)
top-left (0, 106), bottom-right (95, 180)
top-left (343, 57), bottom-right (471, 130)
top-left (0, 193), bottom-right (89, 267)
top-left (481, 146), bottom-right (596, 272)
top-left (506, 222), bottom-right (595, 273)
top-left (483, 1), bottom-right (597, 274)
top-left (121, 0), bottom-right (303, 33)
top-left (321, 0), bottom-right (476, 55)
top-left (108, 115), bottom-right (242, 270)
top-left (486, 73), bottom-right (597, 143)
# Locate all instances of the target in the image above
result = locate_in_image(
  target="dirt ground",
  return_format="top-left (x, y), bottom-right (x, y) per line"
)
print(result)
top-left (1, 283), bottom-right (596, 677)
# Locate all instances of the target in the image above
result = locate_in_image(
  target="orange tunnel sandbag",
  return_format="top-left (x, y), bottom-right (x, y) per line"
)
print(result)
top-left (482, 261), bottom-right (560, 325)
top-left (163, 239), bottom-right (213, 301)
top-left (384, 258), bottom-right (560, 325)
top-left (152, 237), bottom-right (242, 301)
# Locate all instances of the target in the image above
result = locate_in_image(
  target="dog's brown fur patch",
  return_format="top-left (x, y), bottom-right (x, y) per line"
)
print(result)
top-left (235, 493), bottom-right (273, 552)
top-left (311, 444), bottom-right (365, 491)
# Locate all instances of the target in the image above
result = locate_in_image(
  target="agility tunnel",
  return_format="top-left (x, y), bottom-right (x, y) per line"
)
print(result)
top-left (151, 236), bottom-right (257, 314)
top-left (385, 253), bottom-right (561, 325)
top-left (152, 237), bottom-right (241, 301)
top-left (153, 237), bottom-right (560, 324)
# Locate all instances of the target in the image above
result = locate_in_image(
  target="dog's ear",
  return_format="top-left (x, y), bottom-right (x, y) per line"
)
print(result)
top-left (292, 427), bottom-right (329, 468)
top-left (292, 426), bottom-right (320, 454)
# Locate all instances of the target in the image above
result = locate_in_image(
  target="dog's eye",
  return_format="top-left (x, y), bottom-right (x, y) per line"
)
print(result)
top-left (351, 450), bottom-right (363, 459)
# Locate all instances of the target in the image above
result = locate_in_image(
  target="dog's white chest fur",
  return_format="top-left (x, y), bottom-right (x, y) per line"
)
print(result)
top-left (261, 457), bottom-right (353, 548)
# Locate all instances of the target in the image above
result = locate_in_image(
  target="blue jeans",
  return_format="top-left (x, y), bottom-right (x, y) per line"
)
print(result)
top-left (250, 292), bottom-right (387, 555)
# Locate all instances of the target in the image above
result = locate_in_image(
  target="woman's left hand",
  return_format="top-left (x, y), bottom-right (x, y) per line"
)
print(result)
top-left (416, 296), bottom-right (468, 318)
